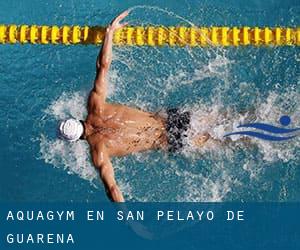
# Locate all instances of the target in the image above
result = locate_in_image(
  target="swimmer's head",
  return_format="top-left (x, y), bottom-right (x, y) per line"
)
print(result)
top-left (57, 118), bottom-right (84, 142)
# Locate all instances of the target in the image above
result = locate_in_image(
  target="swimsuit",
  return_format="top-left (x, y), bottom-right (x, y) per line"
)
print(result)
top-left (166, 108), bottom-right (191, 153)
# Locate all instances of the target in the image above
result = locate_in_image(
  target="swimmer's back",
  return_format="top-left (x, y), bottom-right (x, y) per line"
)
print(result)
top-left (86, 102), bottom-right (168, 156)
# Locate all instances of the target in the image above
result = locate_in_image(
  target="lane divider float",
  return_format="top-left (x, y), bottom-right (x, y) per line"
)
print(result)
top-left (0, 25), bottom-right (299, 46)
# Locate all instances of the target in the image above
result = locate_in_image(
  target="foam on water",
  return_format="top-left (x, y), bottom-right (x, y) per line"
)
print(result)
top-left (39, 92), bottom-right (98, 185)
top-left (175, 165), bottom-right (234, 202)
top-left (38, 6), bottom-right (299, 202)
top-left (39, 135), bottom-right (97, 183)
top-left (38, 81), bottom-right (300, 202)
top-left (183, 89), bottom-right (300, 160)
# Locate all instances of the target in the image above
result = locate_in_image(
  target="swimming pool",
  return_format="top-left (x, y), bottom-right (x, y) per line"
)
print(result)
top-left (0, 0), bottom-right (299, 202)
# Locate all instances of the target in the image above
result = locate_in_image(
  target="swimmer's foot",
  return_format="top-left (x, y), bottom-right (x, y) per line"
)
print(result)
top-left (193, 133), bottom-right (210, 147)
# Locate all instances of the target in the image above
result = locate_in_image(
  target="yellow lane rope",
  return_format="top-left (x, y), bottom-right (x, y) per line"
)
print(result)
top-left (0, 25), bottom-right (299, 46)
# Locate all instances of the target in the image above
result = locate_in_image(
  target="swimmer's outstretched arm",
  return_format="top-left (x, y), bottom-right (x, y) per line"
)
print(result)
top-left (92, 143), bottom-right (125, 202)
top-left (93, 11), bottom-right (129, 101)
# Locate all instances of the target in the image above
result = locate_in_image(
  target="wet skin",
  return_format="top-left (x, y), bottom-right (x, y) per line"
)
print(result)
top-left (84, 95), bottom-right (168, 157)
top-left (79, 11), bottom-right (163, 203)
top-left (80, 11), bottom-right (209, 202)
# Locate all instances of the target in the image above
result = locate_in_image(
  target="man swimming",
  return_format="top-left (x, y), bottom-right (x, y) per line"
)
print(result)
top-left (58, 11), bottom-right (210, 202)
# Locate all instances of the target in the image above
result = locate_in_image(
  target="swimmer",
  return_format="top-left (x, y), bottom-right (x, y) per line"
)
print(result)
top-left (58, 11), bottom-right (210, 202)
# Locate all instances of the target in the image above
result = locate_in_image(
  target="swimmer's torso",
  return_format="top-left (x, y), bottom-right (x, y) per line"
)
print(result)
top-left (85, 92), bottom-right (167, 156)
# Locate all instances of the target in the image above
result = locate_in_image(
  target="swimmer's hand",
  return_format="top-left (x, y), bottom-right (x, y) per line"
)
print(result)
top-left (107, 10), bottom-right (129, 33)
top-left (94, 11), bottom-right (129, 101)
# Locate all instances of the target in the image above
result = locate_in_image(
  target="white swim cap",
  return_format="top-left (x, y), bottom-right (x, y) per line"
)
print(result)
top-left (58, 118), bottom-right (84, 142)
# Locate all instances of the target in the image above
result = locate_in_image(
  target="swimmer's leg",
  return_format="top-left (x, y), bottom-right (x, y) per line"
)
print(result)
top-left (192, 133), bottom-right (254, 148)
top-left (190, 115), bottom-right (216, 147)
top-left (192, 132), bottom-right (211, 147)
top-left (190, 107), bottom-right (258, 148)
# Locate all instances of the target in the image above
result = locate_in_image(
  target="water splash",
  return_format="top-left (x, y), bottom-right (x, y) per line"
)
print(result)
top-left (39, 134), bottom-right (98, 185)
top-left (37, 6), bottom-right (300, 202)
top-left (38, 89), bottom-right (300, 202)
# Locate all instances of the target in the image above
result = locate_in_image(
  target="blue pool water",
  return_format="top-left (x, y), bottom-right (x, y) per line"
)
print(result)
top-left (0, 0), bottom-right (299, 202)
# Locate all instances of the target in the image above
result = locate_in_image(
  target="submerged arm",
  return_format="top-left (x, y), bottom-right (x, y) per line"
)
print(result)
top-left (93, 11), bottom-right (129, 100)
